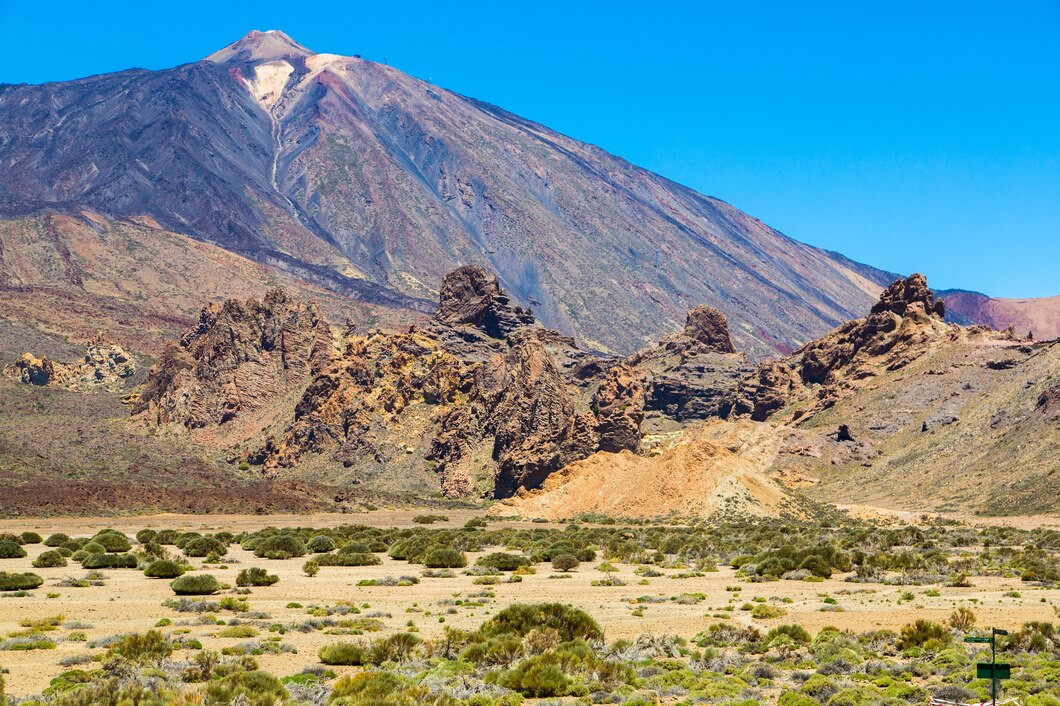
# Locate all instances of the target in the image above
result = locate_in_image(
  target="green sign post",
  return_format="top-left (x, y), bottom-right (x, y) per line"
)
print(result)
top-left (965, 628), bottom-right (1009, 706)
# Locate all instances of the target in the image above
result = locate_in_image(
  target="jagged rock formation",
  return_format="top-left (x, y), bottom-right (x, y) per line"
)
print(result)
top-left (133, 289), bottom-right (331, 428)
top-left (619, 307), bottom-right (755, 424)
top-left (742, 274), bottom-right (957, 421)
top-left (3, 335), bottom-right (136, 391)
top-left (248, 267), bottom-right (600, 498)
top-left (433, 266), bottom-right (536, 338)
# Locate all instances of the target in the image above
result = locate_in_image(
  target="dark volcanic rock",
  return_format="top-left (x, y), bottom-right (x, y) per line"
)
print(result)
top-left (433, 266), bottom-right (535, 339)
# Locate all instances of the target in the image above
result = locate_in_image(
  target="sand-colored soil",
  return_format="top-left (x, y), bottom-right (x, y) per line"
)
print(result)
top-left (495, 421), bottom-right (792, 520)
top-left (0, 513), bottom-right (1056, 697)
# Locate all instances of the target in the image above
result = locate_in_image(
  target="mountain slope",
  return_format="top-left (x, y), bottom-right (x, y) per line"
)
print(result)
top-left (939, 289), bottom-right (1060, 341)
top-left (0, 30), bottom-right (895, 357)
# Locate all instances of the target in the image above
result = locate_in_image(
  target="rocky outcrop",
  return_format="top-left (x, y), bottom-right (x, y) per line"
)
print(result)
top-left (621, 307), bottom-right (754, 423)
top-left (4, 335), bottom-right (136, 391)
top-left (258, 276), bottom-right (597, 498)
top-left (133, 289), bottom-right (331, 427)
top-left (683, 306), bottom-right (736, 353)
top-left (742, 274), bottom-right (957, 422)
top-left (592, 363), bottom-right (645, 453)
top-left (433, 266), bottom-right (536, 339)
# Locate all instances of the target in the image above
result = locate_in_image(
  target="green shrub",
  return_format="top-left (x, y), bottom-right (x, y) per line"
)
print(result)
top-left (170, 574), bottom-right (221, 596)
top-left (32, 551), bottom-right (67, 569)
top-left (329, 671), bottom-right (409, 701)
top-left (315, 552), bottom-right (381, 567)
top-left (307, 535), bottom-right (337, 553)
top-left (496, 655), bottom-right (574, 697)
top-left (135, 529), bottom-right (157, 544)
top-left (154, 530), bottom-right (179, 545)
top-left (766, 624), bottom-right (812, 645)
top-left (897, 619), bottom-right (950, 651)
top-left (19, 532), bottom-right (42, 544)
top-left (0, 542), bottom-right (26, 559)
top-left (82, 553), bottom-right (138, 569)
top-left (254, 534), bottom-right (306, 560)
top-left (481, 603), bottom-right (602, 641)
top-left (477, 553), bottom-right (530, 571)
top-left (81, 541), bottom-right (106, 555)
top-left (204, 670), bottom-right (287, 705)
top-left (144, 560), bottom-right (186, 579)
top-left (421, 547), bottom-right (467, 568)
top-left (552, 554), bottom-right (580, 572)
top-left (43, 533), bottom-right (69, 547)
top-left (236, 567), bottom-right (279, 587)
top-left (319, 642), bottom-right (368, 665)
top-left (183, 536), bottom-right (227, 558)
top-left (368, 632), bottom-right (423, 663)
top-left (0, 572), bottom-right (43, 591)
top-left (413, 514), bottom-right (448, 524)
top-left (108, 630), bottom-right (173, 663)
top-left (93, 532), bottom-right (132, 553)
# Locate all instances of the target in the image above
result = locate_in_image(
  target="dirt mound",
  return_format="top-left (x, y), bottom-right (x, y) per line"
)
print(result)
top-left (493, 420), bottom-right (798, 520)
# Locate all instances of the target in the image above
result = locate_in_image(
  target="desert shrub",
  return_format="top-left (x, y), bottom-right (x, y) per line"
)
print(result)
top-left (897, 619), bottom-right (950, 651)
top-left (481, 603), bottom-right (602, 642)
top-left (465, 517), bottom-right (488, 528)
top-left (413, 514), bottom-right (448, 524)
top-left (216, 625), bottom-right (258, 638)
top-left (552, 554), bottom-right (580, 572)
top-left (949, 607), bottom-right (976, 631)
top-left (495, 655), bottom-right (574, 697)
top-left (154, 529), bottom-right (179, 545)
top-left (183, 536), bottom-right (227, 558)
top-left (315, 552), bottom-right (381, 567)
top-left (32, 550), bottom-right (67, 568)
top-left (767, 624), bottom-right (812, 645)
top-left (82, 553), bottom-right (138, 569)
top-left (81, 541), bottom-right (106, 555)
top-left (108, 630), bottom-right (173, 663)
top-left (368, 632), bottom-right (423, 663)
top-left (236, 567), bottom-right (279, 587)
top-left (43, 533), bottom-right (69, 547)
top-left (93, 532), bottom-right (132, 553)
top-left (477, 553), bottom-right (529, 571)
top-left (144, 560), bottom-right (186, 579)
top-left (319, 641), bottom-right (369, 665)
top-left (329, 671), bottom-right (410, 702)
top-left (0, 572), bottom-right (43, 591)
top-left (422, 547), bottom-right (467, 568)
top-left (254, 534), bottom-right (306, 560)
top-left (307, 535), bottom-right (337, 553)
top-left (170, 574), bottom-right (221, 596)
top-left (0, 542), bottom-right (26, 559)
top-left (205, 669), bottom-right (287, 705)
top-left (135, 529), bottom-right (157, 544)
top-left (19, 532), bottom-right (42, 544)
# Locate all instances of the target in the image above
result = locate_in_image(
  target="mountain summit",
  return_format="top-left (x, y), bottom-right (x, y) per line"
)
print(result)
top-left (0, 31), bottom-right (901, 356)
top-left (206, 29), bottom-right (316, 63)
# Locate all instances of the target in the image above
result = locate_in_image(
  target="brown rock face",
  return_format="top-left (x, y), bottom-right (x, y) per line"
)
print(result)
top-left (4, 336), bottom-right (136, 391)
top-left (742, 274), bottom-right (956, 421)
top-left (134, 289), bottom-right (331, 427)
top-left (683, 306), bottom-right (736, 353)
top-left (871, 273), bottom-right (946, 319)
top-left (592, 363), bottom-right (646, 453)
top-left (433, 266), bottom-right (535, 339)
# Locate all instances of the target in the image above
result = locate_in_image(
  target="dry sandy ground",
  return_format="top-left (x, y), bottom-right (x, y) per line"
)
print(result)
top-left (0, 512), bottom-right (1057, 697)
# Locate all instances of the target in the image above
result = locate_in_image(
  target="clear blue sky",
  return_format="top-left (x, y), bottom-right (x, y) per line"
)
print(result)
top-left (1, 0), bottom-right (1057, 297)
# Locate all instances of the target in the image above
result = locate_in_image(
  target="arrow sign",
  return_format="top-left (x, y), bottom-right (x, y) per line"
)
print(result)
top-left (977, 663), bottom-right (1011, 680)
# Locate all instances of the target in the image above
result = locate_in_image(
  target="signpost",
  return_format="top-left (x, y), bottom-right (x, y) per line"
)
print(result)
top-left (965, 628), bottom-right (1010, 706)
